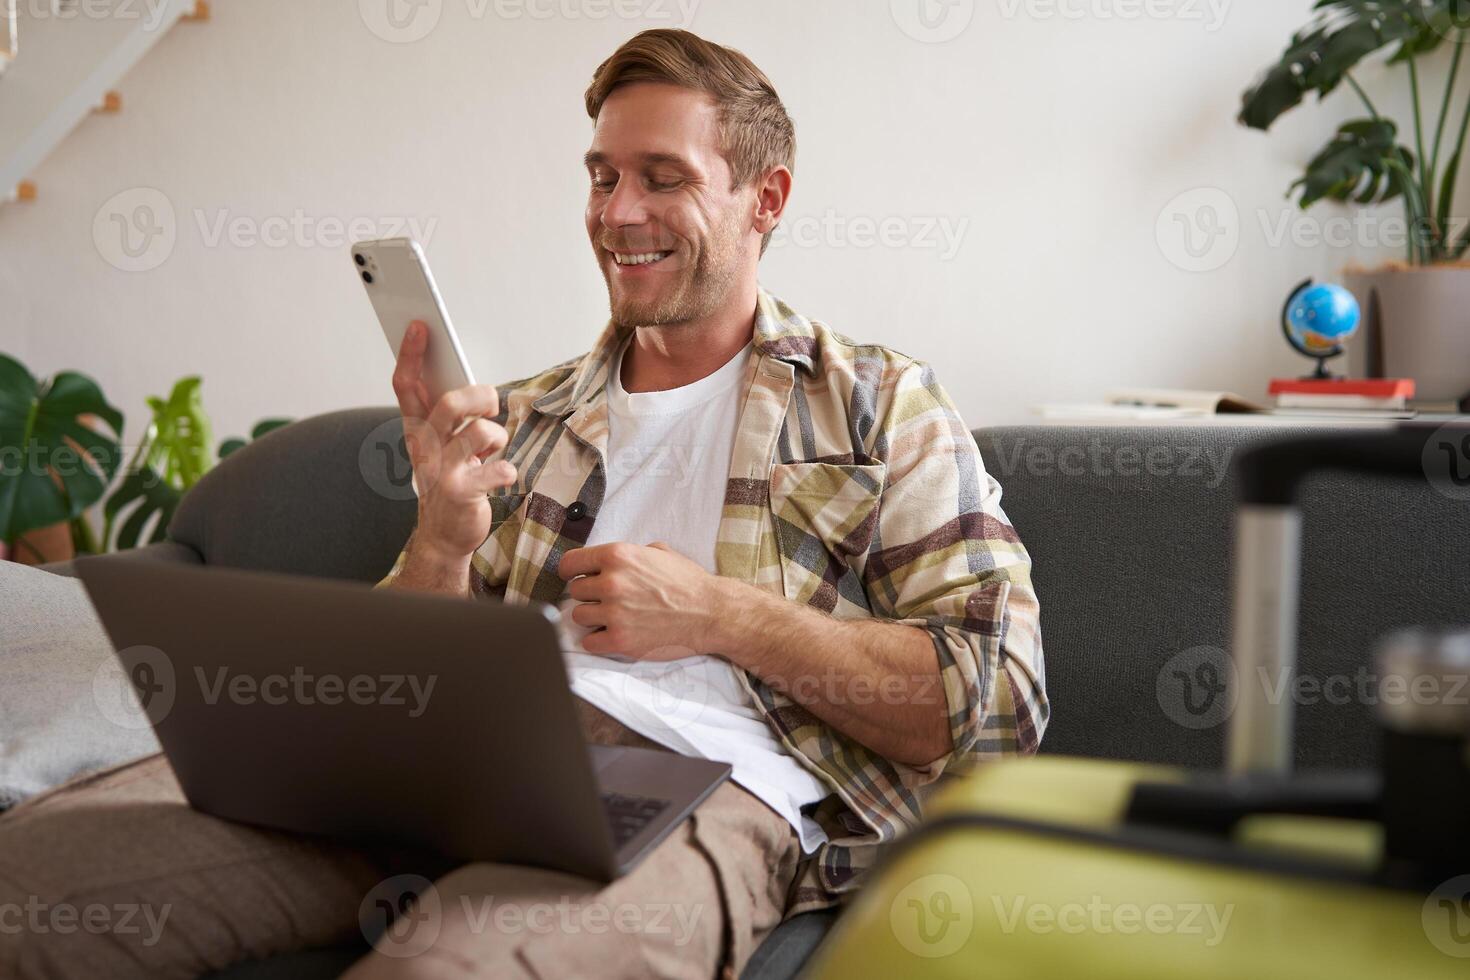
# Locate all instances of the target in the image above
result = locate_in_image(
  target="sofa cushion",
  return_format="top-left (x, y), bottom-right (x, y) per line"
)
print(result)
top-left (0, 561), bottom-right (158, 809)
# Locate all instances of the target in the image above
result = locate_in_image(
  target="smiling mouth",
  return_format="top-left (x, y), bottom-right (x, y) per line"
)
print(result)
top-left (608, 249), bottom-right (674, 267)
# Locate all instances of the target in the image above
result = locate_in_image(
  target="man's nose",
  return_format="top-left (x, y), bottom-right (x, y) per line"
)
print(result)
top-left (600, 178), bottom-right (652, 231)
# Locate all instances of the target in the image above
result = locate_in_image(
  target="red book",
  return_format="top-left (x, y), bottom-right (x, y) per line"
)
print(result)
top-left (1267, 378), bottom-right (1415, 398)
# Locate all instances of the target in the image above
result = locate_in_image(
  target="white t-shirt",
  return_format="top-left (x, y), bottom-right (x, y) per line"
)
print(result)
top-left (558, 338), bottom-right (830, 852)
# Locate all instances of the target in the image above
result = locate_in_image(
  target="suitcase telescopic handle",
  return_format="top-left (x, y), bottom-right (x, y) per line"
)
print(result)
top-left (1227, 423), bottom-right (1465, 776)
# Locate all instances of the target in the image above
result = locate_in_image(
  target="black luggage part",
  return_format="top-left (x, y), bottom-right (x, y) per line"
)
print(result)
top-left (1235, 423), bottom-right (1467, 505)
top-left (1125, 771), bottom-right (1379, 837)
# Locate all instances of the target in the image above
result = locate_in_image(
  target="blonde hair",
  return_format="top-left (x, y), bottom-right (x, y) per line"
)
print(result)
top-left (586, 29), bottom-right (795, 252)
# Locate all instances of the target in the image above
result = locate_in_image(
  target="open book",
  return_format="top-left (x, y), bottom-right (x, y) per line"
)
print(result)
top-left (1036, 389), bottom-right (1266, 420)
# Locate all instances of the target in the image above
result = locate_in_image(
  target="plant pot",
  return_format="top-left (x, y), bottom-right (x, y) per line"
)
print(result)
top-left (4, 521), bottom-right (75, 566)
top-left (1344, 264), bottom-right (1470, 403)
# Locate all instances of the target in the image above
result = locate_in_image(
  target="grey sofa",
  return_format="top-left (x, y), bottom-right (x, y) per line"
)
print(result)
top-left (40, 407), bottom-right (1468, 978)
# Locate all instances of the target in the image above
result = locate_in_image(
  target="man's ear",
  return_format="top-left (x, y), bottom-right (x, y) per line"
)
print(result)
top-left (752, 165), bottom-right (792, 238)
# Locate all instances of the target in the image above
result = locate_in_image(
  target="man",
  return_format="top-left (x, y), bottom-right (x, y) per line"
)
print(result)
top-left (0, 29), bottom-right (1045, 980)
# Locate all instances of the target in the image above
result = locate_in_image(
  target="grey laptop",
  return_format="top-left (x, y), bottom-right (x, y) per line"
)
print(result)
top-left (77, 557), bottom-right (730, 881)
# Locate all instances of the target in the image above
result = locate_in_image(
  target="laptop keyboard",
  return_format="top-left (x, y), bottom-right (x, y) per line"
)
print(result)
top-left (601, 792), bottom-right (671, 847)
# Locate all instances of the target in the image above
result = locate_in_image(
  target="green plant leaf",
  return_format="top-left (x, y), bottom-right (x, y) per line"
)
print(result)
top-left (0, 354), bottom-right (123, 546)
top-left (103, 464), bottom-right (181, 551)
top-left (1436, 148), bottom-right (1461, 237)
top-left (1240, 1), bottom-right (1429, 131)
top-left (1290, 118), bottom-right (1415, 208)
top-left (146, 377), bottom-right (213, 490)
top-left (217, 416), bottom-right (292, 460)
top-left (250, 417), bottom-right (291, 440)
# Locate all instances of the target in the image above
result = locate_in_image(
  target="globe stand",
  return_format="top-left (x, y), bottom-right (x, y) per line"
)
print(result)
top-left (1281, 277), bottom-right (1347, 382)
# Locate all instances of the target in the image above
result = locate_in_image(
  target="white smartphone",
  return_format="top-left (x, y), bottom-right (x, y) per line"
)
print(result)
top-left (352, 238), bottom-right (476, 395)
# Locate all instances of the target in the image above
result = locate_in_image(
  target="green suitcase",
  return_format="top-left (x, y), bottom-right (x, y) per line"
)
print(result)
top-left (805, 756), bottom-right (1467, 978)
top-left (806, 428), bottom-right (1470, 979)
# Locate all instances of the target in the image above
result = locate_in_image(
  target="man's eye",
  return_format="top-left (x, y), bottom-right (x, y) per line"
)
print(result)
top-left (590, 175), bottom-right (616, 191)
top-left (647, 177), bottom-right (682, 191)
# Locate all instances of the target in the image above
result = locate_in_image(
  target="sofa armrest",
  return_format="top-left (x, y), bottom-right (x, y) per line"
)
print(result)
top-left (41, 540), bottom-right (203, 579)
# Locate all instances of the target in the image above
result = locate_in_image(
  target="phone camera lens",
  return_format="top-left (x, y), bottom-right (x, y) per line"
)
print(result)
top-left (354, 254), bottom-right (366, 266)
top-left (362, 272), bottom-right (374, 284)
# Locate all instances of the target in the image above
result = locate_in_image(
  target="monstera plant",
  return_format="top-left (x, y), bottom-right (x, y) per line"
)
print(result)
top-left (0, 355), bottom-right (290, 563)
top-left (0, 354), bottom-right (124, 564)
top-left (1241, 0), bottom-right (1470, 401)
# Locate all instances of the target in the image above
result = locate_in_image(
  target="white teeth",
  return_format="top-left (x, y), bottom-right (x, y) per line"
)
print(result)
top-left (612, 250), bottom-right (672, 266)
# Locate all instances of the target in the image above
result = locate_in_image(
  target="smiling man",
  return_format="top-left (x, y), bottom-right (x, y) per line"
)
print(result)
top-left (377, 27), bottom-right (1048, 977)
top-left (0, 29), bottom-right (1045, 980)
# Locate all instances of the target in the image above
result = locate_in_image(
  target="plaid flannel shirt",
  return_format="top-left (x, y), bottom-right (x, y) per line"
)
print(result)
top-left (379, 288), bottom-right (1047, 914)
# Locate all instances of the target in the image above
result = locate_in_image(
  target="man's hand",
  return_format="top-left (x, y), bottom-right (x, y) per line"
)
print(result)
top-left (558, 542), bottom-right (724, 658)
top-left (389, 321), bottom-right (516, 594)
top-left (558, 538), bottom-right (951, 766)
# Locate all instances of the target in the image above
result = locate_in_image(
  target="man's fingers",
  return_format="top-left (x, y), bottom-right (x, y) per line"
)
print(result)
top-left (427, 384), bottom-right (501, 440)
top-left (569, 601), bottom-right (608, 630)
top-left (391, 321), bottom-right (431, 419)
top-left (449, 418), bottom-right (508, 463)
top-left (567, 575), bottom-right (608, 602)
top-left (558, 545), bottom-right (605, 580)
top-left (466, 459), bottom-right (518, 494)
top-left (400, 416), bottom-right (438, 468)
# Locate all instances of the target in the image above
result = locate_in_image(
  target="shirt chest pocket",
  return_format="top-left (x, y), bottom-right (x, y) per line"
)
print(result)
top-left (475, 491), bottom-right (529, 587)
top-left (767, 460), bottom-right (885, 613)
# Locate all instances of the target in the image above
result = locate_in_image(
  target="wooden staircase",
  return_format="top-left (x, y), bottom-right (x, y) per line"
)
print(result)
top-left (0, 0), bottom-right (209, 207)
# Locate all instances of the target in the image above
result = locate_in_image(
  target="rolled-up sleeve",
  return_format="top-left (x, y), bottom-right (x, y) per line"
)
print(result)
top-left (863, 359), bottom-right (1047, 775)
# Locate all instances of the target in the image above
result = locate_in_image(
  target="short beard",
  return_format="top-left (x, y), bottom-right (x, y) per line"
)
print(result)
top-left (602, 211), bottom-right (743, 328)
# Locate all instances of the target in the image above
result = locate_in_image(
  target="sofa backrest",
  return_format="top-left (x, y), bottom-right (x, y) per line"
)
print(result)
top-left (170, 407), bottom-right (416, 583)
top-left (169, 410), bottom-right (1467, 772)
top-left (975, 424), bottom-right (1467, 772)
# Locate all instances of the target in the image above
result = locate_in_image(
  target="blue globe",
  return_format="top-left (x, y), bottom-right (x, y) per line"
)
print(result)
top-left (1285, 283), bottom-right (1360, 356)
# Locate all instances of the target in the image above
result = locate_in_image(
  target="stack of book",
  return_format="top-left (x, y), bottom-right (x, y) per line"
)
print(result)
top-left (1267, 378), bottom-right (1416, 416)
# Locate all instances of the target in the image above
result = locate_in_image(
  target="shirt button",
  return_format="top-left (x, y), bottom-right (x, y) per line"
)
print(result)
top-left (566, 501), bottom-right (588, 521)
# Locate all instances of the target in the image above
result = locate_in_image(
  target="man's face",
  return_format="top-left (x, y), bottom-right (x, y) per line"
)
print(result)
top-left (584, 82), bottom-right (753, 327)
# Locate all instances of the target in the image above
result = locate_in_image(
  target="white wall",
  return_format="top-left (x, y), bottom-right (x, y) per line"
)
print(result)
top-left (2, 0), bottom-right (1462, 448)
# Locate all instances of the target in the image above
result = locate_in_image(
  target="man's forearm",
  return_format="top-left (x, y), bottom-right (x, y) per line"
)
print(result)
top-left (703, 579), bottom-right (951, 767)
top-left (385, 532), bottom-right (472, 597)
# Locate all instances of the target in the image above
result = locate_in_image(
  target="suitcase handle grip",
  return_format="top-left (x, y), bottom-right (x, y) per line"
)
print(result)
top-left (1235, 424), bottom-right (1445, 505)
top-left (1228, 424), bottom-right (1464, 775)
